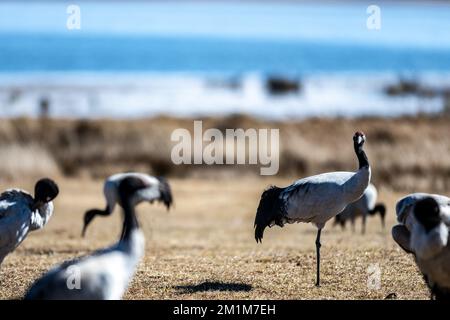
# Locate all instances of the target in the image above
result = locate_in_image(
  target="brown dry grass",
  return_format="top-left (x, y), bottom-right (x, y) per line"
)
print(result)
top-left (0, 177), bottom-right (436, 300)
top-left (0, 144), bottom-right (60, 180)
top-left (0, 115), bottom-right (448, 192)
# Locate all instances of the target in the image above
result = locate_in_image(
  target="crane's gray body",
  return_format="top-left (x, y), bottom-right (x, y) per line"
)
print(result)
top-left (337, 184), bottom-right (377, 222)
top-left (0, 189), bottom-right (53, 266)
top-left (281, 169), bottom-right (371, 229)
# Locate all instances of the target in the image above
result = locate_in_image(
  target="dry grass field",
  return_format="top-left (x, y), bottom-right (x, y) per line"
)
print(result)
top-left (0, 115), bottom-right (448, 300)
top-left (0, 176), bottom-right (437, 300)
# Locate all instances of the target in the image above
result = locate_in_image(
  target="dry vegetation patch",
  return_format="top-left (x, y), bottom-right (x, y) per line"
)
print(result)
top-left (0, 115), bottom-right (448, 192)
top-left (0, 177), bottom-right (436, 300)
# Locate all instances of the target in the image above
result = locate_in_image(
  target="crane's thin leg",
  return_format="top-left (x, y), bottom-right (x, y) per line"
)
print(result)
top-left (362, 214), bottom-right (366, 235)
top-left (315, 228), bottom-right (322, 287)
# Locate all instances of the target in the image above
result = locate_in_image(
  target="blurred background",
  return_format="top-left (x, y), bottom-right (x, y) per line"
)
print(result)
top-left (2, 1), bottom-right (449, 301)
top-left (0, 0), bottom-right (449, 192)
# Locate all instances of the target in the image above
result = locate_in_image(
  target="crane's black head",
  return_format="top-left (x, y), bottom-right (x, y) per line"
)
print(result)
top-left (34, 178), bottom-right (59, 203)
top-left (353, 131), bottom-right (366, 148)
top-left (353, 131), bottom-right (369, 169)
top-left (414, 197), bottom-right (441, 233)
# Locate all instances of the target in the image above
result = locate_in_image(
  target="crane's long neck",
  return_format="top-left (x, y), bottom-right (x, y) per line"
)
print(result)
top-left (118, 199), bottom-right (145, 266)
top-left (30, 202), bottom-right (54, 231)
top-left (343, 141), bottom-right (371, 203)
top-left (121, 199), bottom-right (139, 242)
top-left (354, 141), bottom-right (369, 169)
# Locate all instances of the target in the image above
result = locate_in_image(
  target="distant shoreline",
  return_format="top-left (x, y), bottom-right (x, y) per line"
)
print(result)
top-left (0, 72), bottom-right (448, 119)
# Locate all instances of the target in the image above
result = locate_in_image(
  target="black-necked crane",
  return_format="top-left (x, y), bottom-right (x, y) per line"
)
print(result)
top-left (254, 132), bottom-right (371, 286)
top-left (392, 194), bottom-right (450, 300)
top-left (0, 178), bottom-right (59, 266)
top-left (392, 193), bottom-right (450, 254)
top-left (82, 172), bottom-right (172, 238)
top-left (24, 176), bottom-right (173, 300)
top-left (334, 183), bottom-right (386, 234)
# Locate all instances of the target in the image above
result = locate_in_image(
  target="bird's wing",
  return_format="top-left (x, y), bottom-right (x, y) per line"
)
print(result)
top-left (336, 200), bottom-right (362, 221)
top-left (24, 261), bottom-right (76, 299)
top-left (0, 191), bottom-right (35, 258)
top-left (136, 177), bottom-right (173, 209)
top-left (25, 246), bottom-right (129, 300)
top-left (282, 173), bottom-right (351, 223)
top-left (0, 190), bottom-right (33, 219)
top-left (103, 172), bottom-right (149, 212)
top-left (336, 205), bottom-right (352, 220)
top-left (24, 252), bottom-right (91, 300)
top-left (392, 224), bottom-right (413, 254)
top-left (107, 173), bottom-right (173, 210)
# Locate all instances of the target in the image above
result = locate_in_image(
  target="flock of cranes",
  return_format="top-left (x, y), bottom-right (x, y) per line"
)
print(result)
top-left (0, 131), bottom-right (449, 299)
top-left (25, 175), bottom-right (172, 300)
top-left (0, 173), bottom-right (172, 299)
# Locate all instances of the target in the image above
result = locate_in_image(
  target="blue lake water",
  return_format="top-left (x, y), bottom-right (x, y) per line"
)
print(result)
top-left (0, 1), bottom-right (449, 118)
top-left (2, 33), bottom-right (450, 73)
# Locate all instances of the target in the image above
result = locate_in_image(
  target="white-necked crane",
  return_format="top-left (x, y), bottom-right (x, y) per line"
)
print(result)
top-left (0, 178), bottom-right (59, 266)
top-left (254, 132), bottom-right (371, 286)
top-left (24, 176), bottom-right (173, 300)
top-left (392, 194), bottom-right (450, 300)
top-left (334, 183), bottom-right (386, 234)
top-left (82, 172), bottom-right (172, 238)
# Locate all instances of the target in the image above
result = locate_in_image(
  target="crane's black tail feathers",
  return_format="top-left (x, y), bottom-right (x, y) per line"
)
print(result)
top-left (254, 186), bottom-right (286, 243)
top-left (333, 213), bottom-right (346, 228)
top-left (369, 203), bottom-right (386, 216)
top-left (157, 176), bottom-right (173, 210)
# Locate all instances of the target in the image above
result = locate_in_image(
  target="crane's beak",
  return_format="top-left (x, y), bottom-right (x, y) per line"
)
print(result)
top-left (81, 223), bottom-right (88, 238)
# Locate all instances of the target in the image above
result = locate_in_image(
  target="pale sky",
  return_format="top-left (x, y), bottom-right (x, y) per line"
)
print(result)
top-left (0, 1), bottom-right (449, 48)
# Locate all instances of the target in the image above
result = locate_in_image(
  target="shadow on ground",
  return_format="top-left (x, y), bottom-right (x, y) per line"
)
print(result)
top-left (174, 281), bottom-right (252, 293)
